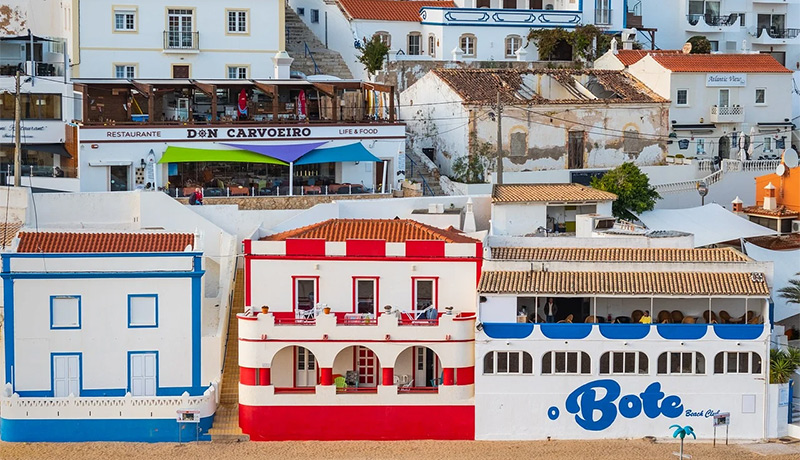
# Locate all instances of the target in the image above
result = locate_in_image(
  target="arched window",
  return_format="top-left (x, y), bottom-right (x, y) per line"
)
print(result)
top-left (623, 128), bottom-right (640, 154)
top-left (510, 131), bottom-right (527, 157)
top-left (484, 351), bottom-right (533, 374)
top-left (505, 35), bottom-right (522, 58)
top-left (373, 31), bottom-right (391, 48)
top-left (459, 34), bottom-right (476, 57)
top-left (714, 351), bottom-right (762, 374)
top-left (599, 351), bottom-right (649, 375)
top-left (476, 0), bottom-right (491, 8)
top-left (428, 34), bottom-right (436, 58)
top-left (542, 351), bottom-right (591, 375)
top-left (407, 32), bottom-right (421, 55)
top-left (657, 351), bottom-right (705, 375)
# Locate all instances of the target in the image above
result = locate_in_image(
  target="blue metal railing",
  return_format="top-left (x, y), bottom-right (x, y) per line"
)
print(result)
top-left (405, 153), bottom-right (435, 196)
top-left (304, 42), bottom-right (320, 75)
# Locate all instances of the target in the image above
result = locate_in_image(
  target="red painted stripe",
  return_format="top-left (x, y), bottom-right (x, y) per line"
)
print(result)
top-left (442, 368), bottom-right (455, 386)
top-left (245, 254), bottom-right (479, 263)
top-left (260, 368), bottom-right (271, 386)
top-left (240, 367), bottom-right (256, 385)
top-left (245, 253), bottom-right (252, 307)
top-left (405, 240), bottom-right (445, 258)
top-left (240, 337), bottom-right (475, 343)
top-left (285, 238), bottom-right (326, 256)
top-left (456, 366), bottom-right (474, 385)
top-left (346, 239), bottom-right (386, 257)
top-left (239, 405), bottom-right (474, 440)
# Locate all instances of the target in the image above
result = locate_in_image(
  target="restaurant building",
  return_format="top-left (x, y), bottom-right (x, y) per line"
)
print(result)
top-left (74, 78), bottom-right (404, 195)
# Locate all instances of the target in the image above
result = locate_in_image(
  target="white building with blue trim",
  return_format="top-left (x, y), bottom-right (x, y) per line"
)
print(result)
top-left (0, 231), bottom-right (217, 442)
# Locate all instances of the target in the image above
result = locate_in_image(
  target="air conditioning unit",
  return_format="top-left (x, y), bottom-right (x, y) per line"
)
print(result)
top-left (792, 220), bottom-right (800, 233)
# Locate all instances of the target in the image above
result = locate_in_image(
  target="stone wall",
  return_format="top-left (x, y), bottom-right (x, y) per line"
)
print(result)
top-left (176, 193), bottom-right (392, 210)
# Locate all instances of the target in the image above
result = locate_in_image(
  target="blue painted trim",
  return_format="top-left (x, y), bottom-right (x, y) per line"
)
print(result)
top-left (0, 415), bottom-right (215, 442)
top-left (127, 350), bottom-right (159, 395)
top-left (191, 271), bottom-right (202, 389)
top-left (49, 295), bottom-right (82, 330)
top-left (713, 324), bottom-right (764, 340)
top-left (1, 271), bottom-right (204, 280)
top-left (541, 323), bottom-right (593, 339)
top-left (622, 0), bottom-right (627, 28)
top-left (2, 251), bottom-right (202, 262)
top-left (656, 324), bottom-right (708, 340)
top-left (128, 294), bottom-right (159, 328)
top-left (4, 275), bottom-right (14, 386)
top-left (50, 352), bottom-right (82, 397)
top-left (599, 323), bottom-right (650, 340)
top-left (419, 6), bottom-right (584, 13)
top-left (482, 322), bottom-right (534, 339)
top-left (420, 21), bottom-right (579, 28)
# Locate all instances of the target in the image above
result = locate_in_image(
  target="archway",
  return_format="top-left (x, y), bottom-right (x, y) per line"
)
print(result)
top-left (271, 345), bottom-right (318, 389)
top-left (332, 345), bottom-right (381, 389)
top-left (394, 346), bottom-right (441, 390)
top-left (719, 135), bottom-right (731, 159)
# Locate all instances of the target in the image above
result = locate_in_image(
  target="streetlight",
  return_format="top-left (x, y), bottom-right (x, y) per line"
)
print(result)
top-left (696, 180), bottom-right (708, 206)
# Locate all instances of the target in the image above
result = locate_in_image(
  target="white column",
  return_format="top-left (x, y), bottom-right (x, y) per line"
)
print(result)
top-left (289, 162), bottom-right (294, 196)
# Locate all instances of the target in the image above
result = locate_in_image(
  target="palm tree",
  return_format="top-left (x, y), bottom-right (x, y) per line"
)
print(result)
top-left (670, 425), bottom-right (696, 459)
top-left (778, 272), bottom-right (800, 305)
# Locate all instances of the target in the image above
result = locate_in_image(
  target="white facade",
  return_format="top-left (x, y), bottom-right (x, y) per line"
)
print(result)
top-left (72, 0), bottom-right (285, 79)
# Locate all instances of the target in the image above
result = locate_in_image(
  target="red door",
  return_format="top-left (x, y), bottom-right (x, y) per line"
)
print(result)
top-left (356, 346), bottom-right (378, 386)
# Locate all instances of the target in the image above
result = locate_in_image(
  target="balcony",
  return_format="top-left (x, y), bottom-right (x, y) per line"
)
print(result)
top-left (419, 7), bottom-right (583, 28)
top-left (626, 0), bottom-right (642, 28)
top-left (685, 13), bottom-right (741, 33)
top-left (749, 27), bottom-right (800, 45)
top-left (163, 31), bottom-right (199, 52)
top-left (710, 105), bottom-right (744, 124)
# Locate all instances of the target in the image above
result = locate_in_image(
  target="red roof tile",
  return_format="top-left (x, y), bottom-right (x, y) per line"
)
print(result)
top-left (649, 53), bottom-right (791, 73)
top-left (17, 232), bottom-right (195, 253)
top-left (261, 219), bottom-right (479, 243)
top-left (337, 0), bottom-right (455, 21)
top-left (615, 49), bottom-right (682, 67)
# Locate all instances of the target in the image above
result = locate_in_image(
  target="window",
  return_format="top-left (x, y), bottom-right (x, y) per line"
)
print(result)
top-left (413, 278), bottom-right (437, 310)
top-left (428, 34), bottom-right (436, 58)
top-left (510, 131), bottom-right (527, 157)
top-left (407, 33), bottom-right (421, 55)
top-left (51, 296), bottom-right (80, 329)
top-left (755, 88), bottom-right (766, 105)
top-left (714, 352), bottom-right (762, 374)
top-left (505, 35), bottom-right (522, 58)
top-left (676, 89), bottom-right (688, 106)
top-left (374, 31), bottom-right (391, 48)
top-left (696, 138), bottom-right (705, 155)
top-left (297, 7), bottom-right (305, 16)
top-left (114, 9), bottom-right (136, 31)
top-left (600, 351), bottom-right (649, 375)
top-left (167, 9), bottom-right (194, 49)
top-left (657, 351), bottom-right (705, 375)
top-left (227, 10), bottom-right (248, 34)
top-left (542, 351), bottom-right (591, 375)
top-left (115, 64), bottom-right (135, 79)
top-left (227, 66), bottom-right (248, 79)
top-left (764, 136), bottom-right (772, 152)
top-left (623, 128), bottom-right (641, 154)
top-left (530, 0), bottom-right (543, 7)
top-left (310, 9), bottom-right (319, 23)
top-left (595, 0), bottom-right (611, 24)
top-left (484, 351), bottom-right (533, 374)
top-left (477, 0), bottom-right (490, 7)
top-left (128, 294), bottom-right (158, 328)
top-left (0, 93), bottom-right (62, 120)
top-left (709, 40), bottom-right (719, 52)
top-left (460, 34), bottom-right (476, 57)
top-left (294, 277), bottom-right (318, 312)
top-left (503, 0), bottom-right (516, 8)
top-left (354, 278), bottom-right (377, 315)
top-left (718, 89), bottom-right (730, 107)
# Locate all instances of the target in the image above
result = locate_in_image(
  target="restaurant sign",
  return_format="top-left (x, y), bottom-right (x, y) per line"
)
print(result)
top-left (81, 125), bottom-right (406, 143)
top-left (706, 73), bottom-right (746, 87)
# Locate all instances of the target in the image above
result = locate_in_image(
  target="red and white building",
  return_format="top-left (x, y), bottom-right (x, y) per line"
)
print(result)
top-left (239, 218), bottom-right (482, 440)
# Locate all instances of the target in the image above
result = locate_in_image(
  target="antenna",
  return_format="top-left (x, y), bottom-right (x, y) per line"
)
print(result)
top-left (776, 163), bottom-right (786, 177)
top-left (783, 148), bottom-right (799, 168)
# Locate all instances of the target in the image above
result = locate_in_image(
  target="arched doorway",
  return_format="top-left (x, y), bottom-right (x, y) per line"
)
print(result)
top-left (394, 346), bottom-right (441, 389)
top-left (271, 345), bottom-right (317, 388)
top-left (333, 345), bottom-right (381, 389)
top-left (719, 135), bottom-right (731, 159)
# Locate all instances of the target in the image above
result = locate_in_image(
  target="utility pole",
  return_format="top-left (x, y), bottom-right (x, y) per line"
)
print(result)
top-left (495, 91), bottom-right (503, 185)
top-left (14, 71), bottom-right (21, 187)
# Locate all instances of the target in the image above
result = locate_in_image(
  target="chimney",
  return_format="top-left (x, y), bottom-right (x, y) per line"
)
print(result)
top-left (731, 196), bottom-right (743, 213)
top-left (272, 51), bottom-right (294, 79)
top-left (462, 197), bottom-right (476, 233)
top-left (611, 37), bottom-right (618, 55)
top-left (763, 182), bottom-right (777, 211)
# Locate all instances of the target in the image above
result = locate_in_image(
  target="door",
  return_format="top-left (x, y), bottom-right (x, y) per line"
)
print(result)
top-left (374, 161), bottom-right (385, 193)
top-left (719, 135), bottom-right (731, 159)
top-left (109, 165), bottom-right (129, 191)
top-left (172, 65), bottom-right (190, 78)
top-left (414, 279), bottom-right (435, 311)
top-left (568, 131), bottom-right (585, 169)
top-left (414, 347), bottom-right (439, 387)
top-left (295, 347), bottom-right (317, 387)
top-left (177, 98), bottom-right (190, 121)
top-left (718, 89), bottom-right (730, 108)
top-left (53, 354), bottom-right (80, 397)
top-left (129, 353), bottom-right (157, 396)
top-left (167, 9), bottom-right (193, 48)
top-left (356, 279), bottom-right (376, 315)
top-left (295, 278), bottom-right (316, 314)
top-left (356, 346), bottom-right (378, 386)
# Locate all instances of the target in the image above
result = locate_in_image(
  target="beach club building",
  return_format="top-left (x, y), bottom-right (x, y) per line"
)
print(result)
top-left (0, 231), bottom-right (217, 442)
top-left (73, 78), bottom-right (403, 195)
top-left (238, 218), bottom-right (482, 440)
top-left (474, 245), bottom-right (778, 440)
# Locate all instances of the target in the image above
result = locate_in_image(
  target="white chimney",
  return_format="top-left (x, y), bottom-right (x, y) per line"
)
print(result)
top-left (272, 51), bottom-right (294, 79)
top-left (452, 47), bottom-right (465, 61)
top-left (763, 183), bottom-right (777, 211)
top-left (463, 197), bottom-right (476, 233)
top-left (731, 196), bottom-right (743, 213)
top-left (611, 37), bottom-right (618, 55)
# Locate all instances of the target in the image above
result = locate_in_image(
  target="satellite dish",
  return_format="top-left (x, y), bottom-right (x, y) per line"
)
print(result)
top-left (682, 42), bottom-right (692, 54)
top-left (776, 163), bottom-right (786, 177)
top-left (783, 148), bottom-right (799, 168)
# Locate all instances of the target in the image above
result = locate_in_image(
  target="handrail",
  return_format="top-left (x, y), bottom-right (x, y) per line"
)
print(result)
top-left (627, 0), bottom-right (642, 15)
top-left (304, 42), bottom-right (320, 75)
top-left (655, 159), bottom-right (780, 194)
top-left (404, 153), bottom-right (435, 196)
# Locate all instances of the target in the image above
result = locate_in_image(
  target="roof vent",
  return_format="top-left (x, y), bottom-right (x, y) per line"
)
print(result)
top-left (750, 272), bottom-right (764, 283)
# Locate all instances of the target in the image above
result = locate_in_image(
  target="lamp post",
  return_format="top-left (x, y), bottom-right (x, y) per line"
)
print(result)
top-left (696, 181), bottom-right (708, 206)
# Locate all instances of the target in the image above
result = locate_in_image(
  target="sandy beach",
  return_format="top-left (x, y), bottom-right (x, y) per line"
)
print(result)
top-left (2, 439), bottom-right (799, 460)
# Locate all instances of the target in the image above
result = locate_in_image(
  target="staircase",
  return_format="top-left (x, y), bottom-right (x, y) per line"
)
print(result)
top-left (285, 5), bottom-right (354, 78)
top-left (406, 150), bottom-right (445, 196)
top-left (207, 269), bottom-right (249, 442)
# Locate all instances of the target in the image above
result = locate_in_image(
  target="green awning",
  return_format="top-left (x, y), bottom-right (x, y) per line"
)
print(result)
top-left (158, 146), bottom-right (288, 165)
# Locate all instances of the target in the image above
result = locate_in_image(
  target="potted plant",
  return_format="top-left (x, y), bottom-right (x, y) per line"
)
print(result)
top-left (675, 153), bottom-right (685, 165)
top-left (323, 306), bottom-right (331, 315)
top-left (261, 305), bottom-right (269, 314)
top-left (767, 348), bottom-right (800, 438)
top-left (666, 155), bottom-right (676, 164)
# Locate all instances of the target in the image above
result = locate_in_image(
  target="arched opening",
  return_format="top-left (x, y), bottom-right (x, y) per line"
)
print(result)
top-left (333, 345), bottom-right (381, 392)
top-left (271, 345), bottom-right (317, 392)
top-left (395, 346), bottom-right (441, 392)
top-left (718, 135), bottom-right (731, 159)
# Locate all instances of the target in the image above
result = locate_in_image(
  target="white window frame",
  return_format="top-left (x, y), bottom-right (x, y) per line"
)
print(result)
top-left (310, 9), bottom-right (320, 23)
top-left (696, 138), bottom-right (705, 155)
top-left (764, 136), bottom-right (772, 152)
top-left (115, 64), bottom-right (136, 79)
top-left (483, 350), bottom-right (533, 375)
top-left (755, 88), bottom-right (766, 105)
top-left (599, 351), bottom-right (649, 375)
top-left (227, 65), bottom-right (248, 79)
top-left (226, 9), bottom-right (248, 34)
top-left (657, 351), bottom-right (706, 375)
top-left (714, 351), bottom-right (762, 374)
top-left (505, 35), bottom-right (522, 58)
top-left (354, 277), bottom-right (378, 316)
top-left (128, 294), bottom-right (158, 328)
top-left (50, 295), bottom-right (81, 329)
top-left (114, 9), bottom-right (137, 32)
top-left (718, 88), bottom-right (730, 107)
top-left (542, 351), bottom-right (591, 375)
top-left (428, 34), bottom-right (436, 58)
top-left (374, 31), bottom-right (391, 48)
top-left (407, 33), bottom-right (421, 55)
top-left (676, 88), bottom-right (689, 106)
top-left (460, 34), bottom-right (476, 57)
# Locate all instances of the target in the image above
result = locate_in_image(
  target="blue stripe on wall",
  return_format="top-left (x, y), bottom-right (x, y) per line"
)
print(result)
top-left (3, 276), bottom-right (13, 385)
top-left (0, 415), bottom-right (214, 442)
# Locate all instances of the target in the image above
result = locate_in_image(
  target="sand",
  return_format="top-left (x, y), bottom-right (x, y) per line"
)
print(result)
top-left (1, 439), bottom-right (799, 460)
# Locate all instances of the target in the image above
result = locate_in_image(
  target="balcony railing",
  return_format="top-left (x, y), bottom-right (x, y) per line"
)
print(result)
top-left (710, 105), bottom-right (744, 123)
top-left (163, 31), bottom-right (199, 50)
top-left (756, 27), bottom-right (800, 39)
top-left (686, 13), bottom-right (741, 27)
top-left (595, 9), bottom-right (612, 25)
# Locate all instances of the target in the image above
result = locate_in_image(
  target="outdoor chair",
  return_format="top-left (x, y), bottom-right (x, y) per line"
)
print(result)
top-left (671, 310), bottom-right (684, 323)
top-left (334, 376), bottom-right (347, 390)
top-left (345, 371), bottom-right (359, 388)
top-left (657, 310), bottom-right (672, 323)
top-left (703, 311), bottom-right (719, 324)
top-left (631, 310), bottom-right (643, 323)
top-left (557, 314), bottom-right (574, 323)
top-left (584, 315), bottom-right (598, 323)
top-left (682, 316), bottom-right (697, 324)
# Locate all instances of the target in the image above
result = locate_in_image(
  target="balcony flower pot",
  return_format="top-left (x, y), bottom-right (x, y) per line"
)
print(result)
top-left (261, 306), bottom-right (269, 314)
top-left (323, 307), bottom-right (331, 315)
top-left (666, 156), bottom-right (675, 164)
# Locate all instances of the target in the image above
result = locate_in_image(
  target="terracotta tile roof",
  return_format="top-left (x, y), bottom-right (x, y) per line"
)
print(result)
top-left (261, 218), bottom-right (479, 243)
top-left (615, 49), bottom-right (682, 67)
top-left (492, 184), bottom-right (617, 203)
top-left (491, 247), bottom-right (750, 263)
top-left (742, 205), bottom-right (800, 218)
top-left (0, 222), bottom-right (22, 249)
top-left (16, 232), bottom-right (195, 253)
top-left (650, 53), bottom-right (791, 73)
top-left (746, 234), bottom-right (800, 250)
top-left (337, 0), bottom-right (454, 21)
top-left (430, 68), bottom-right (666, 105)
top-left (478, 271), bottom-right (770, 296)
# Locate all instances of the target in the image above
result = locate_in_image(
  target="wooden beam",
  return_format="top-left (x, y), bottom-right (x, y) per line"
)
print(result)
top-left (311, 82), bottom-right (335, 97)
top-left (126, 91), bottom-right (133, 120)
top-left (75, 84), bottom-right (90, 123)
top-left (332, 91), bottom-right (338, 122)
top-left (130, 80), bottom-right (153, 97)
top-left (253, 82), bottom-right (278, 96)
top-left (191, 80), bottom-right (217, 97)
top-left (389, 86), bottom-right (395, 123)
top-left (363, 82), bottom-right (393, 93)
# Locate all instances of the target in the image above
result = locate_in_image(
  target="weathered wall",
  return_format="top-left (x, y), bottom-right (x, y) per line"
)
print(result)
top-left (176, 193), bottom-right (393, 210)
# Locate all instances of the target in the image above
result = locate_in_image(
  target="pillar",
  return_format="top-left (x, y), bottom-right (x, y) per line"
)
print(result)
top-left (442, 368), bottom-right (455, 386)
top-left (382, 367), bottom-right (394, 385)
top-left (259, 368), bottom-right (271, 386)
top-left (320, 367), bottom-right (333, 386)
